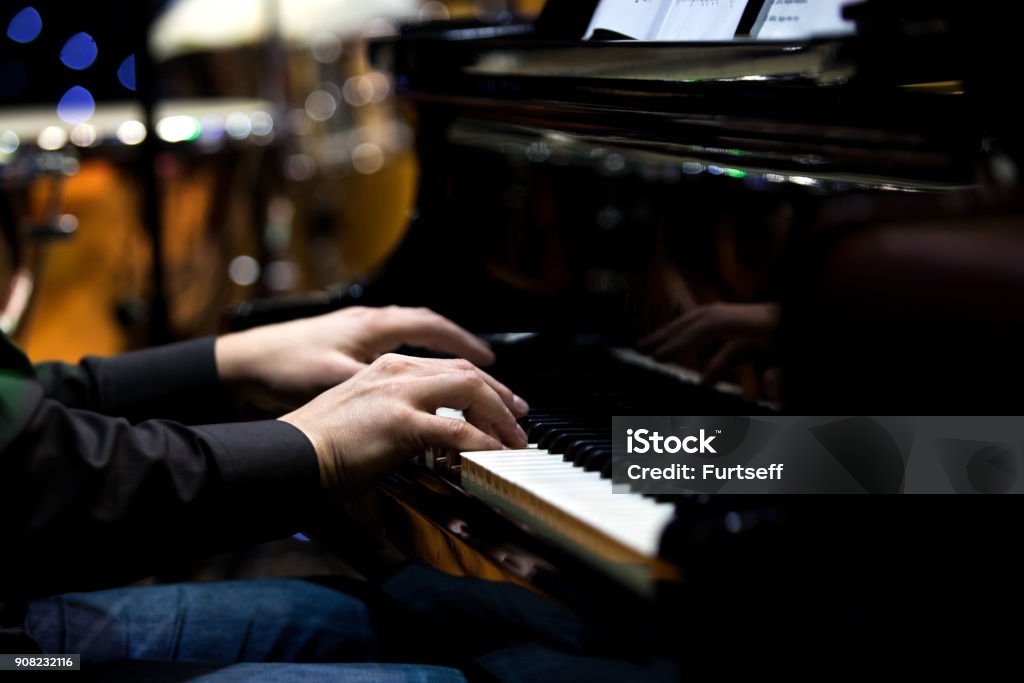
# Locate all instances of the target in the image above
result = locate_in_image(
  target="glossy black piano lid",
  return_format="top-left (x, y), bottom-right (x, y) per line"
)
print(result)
top-left (359, 4), bottom-right (991, 396)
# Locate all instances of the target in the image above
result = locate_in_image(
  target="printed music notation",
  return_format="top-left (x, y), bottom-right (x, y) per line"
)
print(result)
top-left (752, 0), bottom-right (856, 39)
top-left (585, 0), bottom-right (749, 42)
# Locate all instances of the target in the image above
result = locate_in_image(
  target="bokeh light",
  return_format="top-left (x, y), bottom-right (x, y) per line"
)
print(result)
top-left (7, 7), bottom-right (42, 44)
top-left (56, 86), bottom-right (95, 124)
top-left (228, 255), bottom-right (260, 286)
top-left (156, 115), bottom-right (200, 143)
top-left (0, 130), bottom-right (20, 154)
top-left (117, 54), bottom-right (136, 91)
top-left (311, 32), bottom-right (341, 63)
top-left (225, 112), bottom-right (251, 139)
top-left (249, 111), bottom-right (273, 137)
top-left (304, 89), bottom-right (337, 122)
top-left (419, 1), bottom-right (450, 21)
top-left (116, 120), bottom-right (146, 145)
top-left (342, 76), bottom-right (374, 107)
top-left (60, 32), bottom-right (98, 70)
top-left (198, 114), bottom-right (225, 141)
top-left (70, 123), bottom-right (97, 147)
top-left (37, 126), bottom-right (68, 151)
top-left (352, 142), bottom-right (384, 174)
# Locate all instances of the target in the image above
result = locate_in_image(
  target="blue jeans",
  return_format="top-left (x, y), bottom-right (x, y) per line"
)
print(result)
top-left (24, 578), bottom-right (465, 682)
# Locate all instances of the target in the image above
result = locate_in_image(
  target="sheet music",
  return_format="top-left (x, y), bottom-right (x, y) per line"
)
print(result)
top-left (658, 1), bottom-right (750, 41)
top-left (752, 0), bottom-right (855, 40)
top-left (585, 0), bottom-right (749, 41)
top-left (584, 0), bottom-right (673, 40)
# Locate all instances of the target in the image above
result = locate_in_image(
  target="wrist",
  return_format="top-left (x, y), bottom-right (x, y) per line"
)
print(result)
top-left (215, 331), bottom-right (258, 387)
top-left (278, 412), bottom-right (336, 490)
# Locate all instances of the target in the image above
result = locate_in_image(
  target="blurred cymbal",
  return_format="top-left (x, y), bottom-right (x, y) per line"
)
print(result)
top-left (151, 0), bottom-right (419, 60)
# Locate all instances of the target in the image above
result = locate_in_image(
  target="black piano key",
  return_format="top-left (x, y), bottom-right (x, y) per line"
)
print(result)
top-left (565, 440), bottom-right (610, 466)
top-left (525, 419), bottom-right (583, 440)
top-left (584, 447), bottom-right (612, 473)
top-left (529, 420), bottom-right (606, 445)
top-left (541, 429), bottom-right (611, 453)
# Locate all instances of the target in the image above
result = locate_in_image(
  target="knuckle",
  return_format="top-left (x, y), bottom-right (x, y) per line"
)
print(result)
top-left (396, 404), bottom-right (419, 422)
top-left (444, 418), bottom-right (468, 439)
top-left (341, 306), bottom-right (369, 321)
top-left (453, 358), bottom-right (474, 371)
top-left (375, 353), bottom-right (407, 372)
top-left (459, 369), bottom-right (485, 389)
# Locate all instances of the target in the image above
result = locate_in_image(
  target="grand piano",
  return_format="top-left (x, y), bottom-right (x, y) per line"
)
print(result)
top-left (234, 0), bottom-right (1024, 671)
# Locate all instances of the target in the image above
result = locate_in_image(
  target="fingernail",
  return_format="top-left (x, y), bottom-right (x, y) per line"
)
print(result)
top-left (512, 394), bottom-right (530, 415)
top-left (515, 424), bottom-right (528, 446)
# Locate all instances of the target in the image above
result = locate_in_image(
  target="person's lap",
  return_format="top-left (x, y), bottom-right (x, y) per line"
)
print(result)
top-left (24, 578), bottom-right (464, 682)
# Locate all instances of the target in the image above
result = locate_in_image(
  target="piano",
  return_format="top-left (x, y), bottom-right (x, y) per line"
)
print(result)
top-left (234, 0), bottom-right (1024, 669)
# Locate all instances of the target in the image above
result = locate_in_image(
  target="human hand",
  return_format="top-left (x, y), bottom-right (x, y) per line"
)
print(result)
top-left (279, 353), bottom-right (529, 497)
top-left (638, 302), bottom-right (780, 386)
top-left (216, 306), bottom-right (495, 410)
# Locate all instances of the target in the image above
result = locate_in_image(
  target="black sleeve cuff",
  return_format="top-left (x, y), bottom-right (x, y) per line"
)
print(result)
top-left (191, 419), bottom-right (321, 510)
top-left (85, 337), bottom-right (237, 424)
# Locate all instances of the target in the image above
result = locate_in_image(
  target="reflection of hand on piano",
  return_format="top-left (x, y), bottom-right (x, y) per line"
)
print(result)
top-left (639, 302), bottom-right (780, 390)
top-left (279, 353), bottom-right (529, 498)
top-left (216, 305), bottom-right (497, 411)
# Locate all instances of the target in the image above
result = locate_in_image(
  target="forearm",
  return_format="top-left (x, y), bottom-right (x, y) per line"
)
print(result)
top-left (0, 400), bottom-right (319, 601)
top-left (35, 337), bottom-right (238, 424)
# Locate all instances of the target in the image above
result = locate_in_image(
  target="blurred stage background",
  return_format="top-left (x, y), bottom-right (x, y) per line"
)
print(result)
top-left (0, 0), bottom-right (545, 362)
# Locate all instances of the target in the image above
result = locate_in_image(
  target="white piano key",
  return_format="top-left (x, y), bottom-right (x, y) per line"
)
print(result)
top-left (461, 450), bottom-right (675, 559)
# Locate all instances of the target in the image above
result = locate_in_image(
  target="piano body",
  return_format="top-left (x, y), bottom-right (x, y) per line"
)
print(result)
top-left (270, 0), bottom-right (1024, 667)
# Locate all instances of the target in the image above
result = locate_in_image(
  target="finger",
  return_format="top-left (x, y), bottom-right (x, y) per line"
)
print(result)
top-left (445, 370), bottom-right (528, 448)
top-left (443, 359), bottom-right (529, 418)
top-left (376, 355), bottom-right (529, 418)
top-left (417, 316), bottom-right (496, 366)
top-left (762, 367), bottom-right (783, 401)
top-left (411, 370), bottom-right (527, 448)
top-left (699, 340), bottom-right (751, 387)
top-left (651, 318), bottom-right (725, 359)
top-left (463, 401), bottom-right (527, 449)
top-left (376, 308), bottom-right (496, 366)
top-left (415, 413), bottom-right (505, 453)
top-left (637, 310), bottom-right (702, 350)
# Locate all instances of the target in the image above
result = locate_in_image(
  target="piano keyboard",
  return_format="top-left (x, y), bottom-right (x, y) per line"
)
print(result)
top-left (460, 448), bottom-right (676, 594)
top-left (424, 346), bottom-right (769, 593)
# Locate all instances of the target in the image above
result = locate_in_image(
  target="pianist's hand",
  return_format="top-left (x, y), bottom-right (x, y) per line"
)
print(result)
top-left (639, 302), bottom-right (780, 387)
top-left (279, 353), bottom-right (529, 497)
top-left (216, 306), bottom-right (496, 410)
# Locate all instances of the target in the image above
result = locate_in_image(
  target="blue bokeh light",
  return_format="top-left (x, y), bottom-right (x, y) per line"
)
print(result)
top-left (117, 54), bottom-right (136, 91)
top-left (7, 7), bottom-right (42, 44)
top-left (57, 86), bottom-right (95, 124)
top-left (60, 32), bottom-right (98, 70)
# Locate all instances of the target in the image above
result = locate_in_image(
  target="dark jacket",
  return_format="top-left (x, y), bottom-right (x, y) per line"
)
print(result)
top-left (0, 333), bottom-right (319, 647)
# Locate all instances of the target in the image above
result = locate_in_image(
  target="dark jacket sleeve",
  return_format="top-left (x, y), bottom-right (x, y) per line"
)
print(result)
top-left (0, 338), bottom-right (321, 606)
top-left (33, 337), bottom-right (238, 424)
